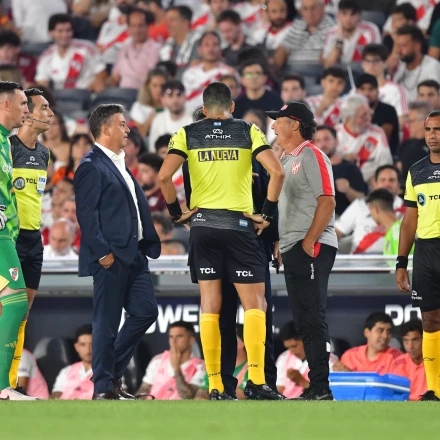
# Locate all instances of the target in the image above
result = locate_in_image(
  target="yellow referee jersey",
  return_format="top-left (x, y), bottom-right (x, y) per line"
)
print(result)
top-left (168, 118), bottom-right (270, 214)
top-left (10, 135), bottom-right (50, 231)
top-left (404, 156), bottom-right (440, 239)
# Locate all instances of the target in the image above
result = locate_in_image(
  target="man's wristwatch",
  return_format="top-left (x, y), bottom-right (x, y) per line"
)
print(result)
top-left (260, 213), bottom-right (273, 222)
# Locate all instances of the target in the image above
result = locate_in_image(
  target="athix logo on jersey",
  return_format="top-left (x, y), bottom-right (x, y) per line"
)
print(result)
top-left (213, 129), bottom-right (223, 134)
top-left (291, 161), bottom-right (301, 174)
top-left (193, 213), bottom-right (206, 222)
top-left (428, 170), bottom-right (440, 179)
top-left (417, 193), bottom-right (426, 206)
top-left (205, 129), bottom-right (231, 139)
top-left (412, 290), bottom-right (422, 300)
top-left (198, 150), bottom-right (239, 162)
top-left (9, 268), bottom-right (18, 281)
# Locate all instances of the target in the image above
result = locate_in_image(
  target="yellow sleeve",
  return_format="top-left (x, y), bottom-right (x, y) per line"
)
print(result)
top-left (404, 171), bottom-right (417, 208)
top-left (250, 124), bottom-right (270, 155)
top-left (168, 128), bottom-right (188, 158)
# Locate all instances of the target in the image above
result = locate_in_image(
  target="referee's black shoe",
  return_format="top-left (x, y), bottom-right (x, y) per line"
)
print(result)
top-left (419, 390), bottom-right (440, 401)
top-left (244, 380), bottom-right (285, 400)
top-left (209, 389), bottom-right (236, 400)
top-left (290, 386), bottom-right (334, 401)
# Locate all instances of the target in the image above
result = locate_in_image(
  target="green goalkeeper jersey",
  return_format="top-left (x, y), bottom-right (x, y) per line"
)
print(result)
top-left (0, 123), bottom-right (19, 243)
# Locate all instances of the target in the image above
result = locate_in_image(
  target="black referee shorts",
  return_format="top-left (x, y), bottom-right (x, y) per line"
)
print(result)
top-left (412, 238), bottom-right (440, 312)
top-left (189, 226), bottom-right (266, 284)
top-left (16, 229), bottom-right (44, 290)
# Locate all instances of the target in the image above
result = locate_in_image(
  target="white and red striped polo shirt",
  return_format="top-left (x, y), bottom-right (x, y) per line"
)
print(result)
top-left (251, 22), bottom-right (292, 51)
top-left (96, 12), bottom-right (129, 65)
top-left (305, 95), bottom-right (343, 127)
top-left (322, 21), bottom-right (381, 64)
top-left (379, 81), bottom-right (409, 118)
top-left (279, 141), bottom-right (338, 253)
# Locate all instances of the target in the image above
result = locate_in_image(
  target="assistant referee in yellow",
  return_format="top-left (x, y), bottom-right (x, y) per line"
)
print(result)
top-left (397, 110), bottom-right (440, 401)
top-left (159, 82), bottom-right (284, 400)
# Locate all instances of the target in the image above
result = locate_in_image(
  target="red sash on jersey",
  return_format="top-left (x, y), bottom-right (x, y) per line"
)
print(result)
top-left (64, 52), bottom-right (85, 89)
top-left (97, 30), bottom-right (129, 53)
top-left (352, 33), bottom-right (367, 62)
top-left (186, 72), bottom-right (224, 101)
top-left (353, 228), bottom-right (385, 254)
top-left (191, 13), bottom-right (209, 30)
top-left (357, 136), bottom-right (378, 167)
top-left (323, 104), bottom-right (341, 127)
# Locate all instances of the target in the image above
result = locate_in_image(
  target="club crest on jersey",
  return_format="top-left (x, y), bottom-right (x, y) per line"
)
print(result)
top-left (291, 161), bottom-right (301, 174)
top-left (9, 268), bottom-right (18, 281)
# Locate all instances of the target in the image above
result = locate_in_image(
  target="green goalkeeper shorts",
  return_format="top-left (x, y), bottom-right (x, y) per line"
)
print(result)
top-left (0, 237), bottom-right (26, 291)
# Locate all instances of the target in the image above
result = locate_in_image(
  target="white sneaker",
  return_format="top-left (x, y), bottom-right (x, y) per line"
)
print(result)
top-left (0, 387), bottom-right (39, 400)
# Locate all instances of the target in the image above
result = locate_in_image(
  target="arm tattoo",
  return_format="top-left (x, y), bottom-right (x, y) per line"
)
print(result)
top-left (175, 369), bottom-right (199, 400)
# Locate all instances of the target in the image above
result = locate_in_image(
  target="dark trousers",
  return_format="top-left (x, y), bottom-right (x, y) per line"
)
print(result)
top-left (219, 263), bottom-right (277, 394)
top-left (92, 250), bottom-right (158, 394)
top-left (282, 241), bottom-right (336, 389)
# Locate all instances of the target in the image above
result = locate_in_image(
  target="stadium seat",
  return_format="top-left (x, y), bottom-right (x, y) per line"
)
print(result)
top-left (72, 16), bottom-right (98, 41)
top-left (92, 88), bottom-right (138, 111)
top-left (124, 350), bottom-right (142, 394)
top-left (361, 11), bottom-right (386, 31)
top-left (53, 89), bottom-right (92, 118)
top-left (306, 84), bottom-right (323, 96)
top-left (286, 64), bottom-right (324, 88)
top-left (33, 337), bottom-right (71, 392)
top-left (21, 42), bottom-right (51, 58)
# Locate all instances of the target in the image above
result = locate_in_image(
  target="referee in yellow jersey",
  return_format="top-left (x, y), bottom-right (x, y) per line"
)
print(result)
top-left (397, 110), bottom-right (440, 401)
top-left (159, 82), bottom-right (284, 400)
top-left (8, 89), bottom-right (53, 394)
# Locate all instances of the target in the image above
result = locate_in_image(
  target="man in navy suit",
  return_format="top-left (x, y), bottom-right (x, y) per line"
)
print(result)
top-left (74, 104), bottom-right (160, 400)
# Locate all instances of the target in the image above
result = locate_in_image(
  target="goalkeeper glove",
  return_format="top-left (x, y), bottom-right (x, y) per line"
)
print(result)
top-left (0, 205), bottom-right (7, 230)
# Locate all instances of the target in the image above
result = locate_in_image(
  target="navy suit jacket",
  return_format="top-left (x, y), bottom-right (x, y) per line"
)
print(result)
top-left (74, 145), bottom-right (160, 277)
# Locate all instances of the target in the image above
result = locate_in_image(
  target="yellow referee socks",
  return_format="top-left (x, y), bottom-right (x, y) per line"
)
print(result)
top-left (200, 313), bottom-right (224, 393)
top-left (9, 319), bottom-right (27, 388)
top-left (244, 309), bottom-right (266, 385)
top-left (423, 330), bottom-right (440, 397)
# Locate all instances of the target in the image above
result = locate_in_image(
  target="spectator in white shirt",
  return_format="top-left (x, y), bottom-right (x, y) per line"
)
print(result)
top-left (393, 24), bottom-right (440, 102)
top-left (17, 349), bottom-right (49, 399)
top-left (11, 0), bottom-right (68, 44)
top-left (36, 14), bottom-right (107, 92)
top-left (182, 31), bottom-right (236, 113)
top-left (336, 94), bottom-right (392, 185)
top-left (280, 74), bottom-right (307, 103)
top-left (148, 80), bottom-right (193, 151)
top-left (43, 218), bottom-right (78, 259)
top-left (321, 0), bottom-right (381, 68)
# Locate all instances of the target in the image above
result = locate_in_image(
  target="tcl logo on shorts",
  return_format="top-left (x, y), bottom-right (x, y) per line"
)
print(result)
top-left (236, 270), bottom-right (253, 277)
top-left (200, 268), bottom-right (216, 274)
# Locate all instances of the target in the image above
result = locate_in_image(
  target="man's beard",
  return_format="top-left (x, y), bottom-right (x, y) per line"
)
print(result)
top-left (142, 182), bottom-right (156, 191)
top-left (170, 107), bottom-right (184, 116)
top-left (271, 19), bottom-right (286, 29)
top-left (401, 52), bottom-right (416, 64)
top-left (118, 4), bottom-right (132, 14)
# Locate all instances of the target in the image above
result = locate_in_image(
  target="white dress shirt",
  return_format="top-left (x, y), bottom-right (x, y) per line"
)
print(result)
top-left (95, 143), bottom-right (143, 240)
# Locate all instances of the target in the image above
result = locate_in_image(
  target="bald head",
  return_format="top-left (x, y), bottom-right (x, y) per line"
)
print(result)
top-left (49, 218), bottom-right (75, 256)
top-left (266, 0), bottom-right (288, 29)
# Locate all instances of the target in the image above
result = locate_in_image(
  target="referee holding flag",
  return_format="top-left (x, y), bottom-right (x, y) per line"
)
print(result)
top-left (267, 102), bottom-right (338, 401)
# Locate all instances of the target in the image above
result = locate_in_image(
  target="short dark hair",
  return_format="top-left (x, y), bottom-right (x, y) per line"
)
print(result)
top-left (396, 24), bottom-right (426, 45)
top-left (355, 73), bottom-right (378, 89)
top-left (156, 61), bottom-right (178, 79)
top-left (239, 59), bottom-right (267, 76)
top-left (0, 30), bottom-right (21, 48)
top-left (142, 0), bottom-right (162, 7)
top-left (161, 79), bottom-right (185, 94)
top-left (169, 320), bottom-right (195, 336)
top-left (88, 104), bottom-right (125, 140)
top-left (127, 7), bottom-right (155, 25)
top-left (155, 133), bottom-right (172, 150)
top-left (427, 110), bottom-right (440, 119)
top-left (217, 9), bottom-right (241, 26)
top-left (418, 79), bottom-right (440, 92)
top-left (364, 312), bottom-right (393, 330)
top-left (203, 81), bottom-right (231, 111)
top-left (362, 43), bottom-right (389, 62)
top-left (138, 152), bottom-right (163, 172)
top-left (48, 14), bottom-right (73, 32)
top-left (299, 120), bottom-right (318, 141)
top-left (24, 88), bottom-right (44, 113)
top-left (316, 124), bottom-right (337, 138)
top-left (366, 188), bottom-right (394, 212)
top-left (338, 0), bottom-right (361, 14)
top-left (193, 107), bottom-right (206, 121)
top-left (279, 321), bottom-right (302, 342)
top-left (152, 211), bottom-right (173, 234)
top-left (282, 74), bottom-right (306, 90)
top-left (400, 319), bottom-right (423, 338)
top-left (322, 66), bottom-right (347, 81)
top-left (0, 81), bottom-right (23, 95)
top-left (219, 74), bottom-right (239, 86)
top-left (198, 30), bottom-right (221, 46)
top-left (392, 3), bottom-right (417, 21)
top-left (167, 5), bottom-right (193, 22)
top-left (375, 164), bottom-right (400, 182)
top-left (75, 324), bottom-right (92, 342)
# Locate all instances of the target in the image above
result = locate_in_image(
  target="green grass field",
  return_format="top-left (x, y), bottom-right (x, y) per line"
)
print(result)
top-left (1, 401), bottom-right (439, 440)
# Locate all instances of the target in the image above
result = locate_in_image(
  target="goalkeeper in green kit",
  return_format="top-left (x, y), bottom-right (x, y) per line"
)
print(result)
top-left (0, 81), bottom-right (34, 401)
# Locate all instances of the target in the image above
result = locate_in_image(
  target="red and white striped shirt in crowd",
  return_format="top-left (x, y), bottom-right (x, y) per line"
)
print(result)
top-left (379, 80), bottom-right (409, 118)
top-left (251, 22), bottom-right (292, 52)
top-left (234, 2), bottom-right (266, 43)
top-left (336, 123), bottom-right (393, 183)
top-left (191, 4), bottom-right (212, 33)
top-left (322, 21), bottom-right (381, 64)
top-left (36, 40), bottom-right (106, 90)
top-left (305, 95), bottom-right (343, 127)
top-left (182, 62), bottom-right (237, 113)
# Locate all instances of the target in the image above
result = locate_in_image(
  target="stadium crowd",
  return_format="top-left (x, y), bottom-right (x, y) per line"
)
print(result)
top-left (0, 0), bottom-right (439, 400)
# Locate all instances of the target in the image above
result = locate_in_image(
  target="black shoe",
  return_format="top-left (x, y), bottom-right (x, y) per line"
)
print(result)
top-left (419, 390), bottom-right (440, 401)
top-left (270, 386), bottom-right (287, 400)
top-left (244, 380), bottom-right (286, 400)
top-left (113, 379), bottom-right (135, 400)
top-left (92, 390), bottom-right (125, 400)
top-left (14, 386), bottom-right (29, 396)
top-left (290, 387), bottom-right (334, 401)
top-left (209, 389), bottom-right (236, 400)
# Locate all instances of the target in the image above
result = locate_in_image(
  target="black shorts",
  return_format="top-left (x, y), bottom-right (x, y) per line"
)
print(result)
top-left (189, 210), bottom-right (266, 284)
top-left (16, 229), bottom-right (44, 290)
top-left (412, 238), bottom-right (440, 312)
